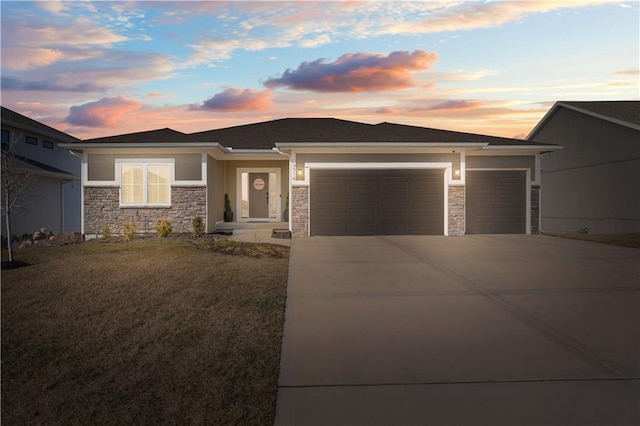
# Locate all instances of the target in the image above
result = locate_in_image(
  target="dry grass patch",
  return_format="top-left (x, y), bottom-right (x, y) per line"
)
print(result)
top-left (1, 239), bottom-right (289, 424)
top-left (203, 239), bottom-right (290, 258)
top-left (543, 232), bottom-right (640, 249)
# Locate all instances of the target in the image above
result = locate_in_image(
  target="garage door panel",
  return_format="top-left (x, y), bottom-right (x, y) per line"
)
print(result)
top-left (311, 169), bottom-right (444, 236)
top-left (467, 171), bottom-right (526, 234)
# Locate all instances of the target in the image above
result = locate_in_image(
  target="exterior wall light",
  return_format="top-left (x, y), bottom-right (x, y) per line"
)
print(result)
top-left (454, 168), bottom-right (461, 178)
top-left (296, 165), bottom-right (305, 180)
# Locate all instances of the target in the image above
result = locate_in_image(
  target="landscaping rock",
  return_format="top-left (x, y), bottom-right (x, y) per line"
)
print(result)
top-left (49, 232), bottom-right (84, 245)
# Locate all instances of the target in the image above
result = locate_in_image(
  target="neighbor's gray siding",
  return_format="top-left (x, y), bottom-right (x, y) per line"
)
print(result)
top-left (9, 177), bottom-right (62, 235)
top-left (537, 107), bottom-right (640, 233)
top-left (1, 123), bottom-right (80, 235)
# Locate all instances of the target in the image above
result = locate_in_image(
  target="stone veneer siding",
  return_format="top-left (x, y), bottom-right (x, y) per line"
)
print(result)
top-left (531, 185), bottom-right (540, 234)
top-left (291, 186), bottom-right (309, 237)
top-left (448, 185), bottom-right (465, 236)
top-left (84, 186), bottom-right (206, 235)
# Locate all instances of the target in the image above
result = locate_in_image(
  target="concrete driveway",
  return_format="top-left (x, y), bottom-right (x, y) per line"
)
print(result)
top-left (275, 235), bottom-right (640, 425)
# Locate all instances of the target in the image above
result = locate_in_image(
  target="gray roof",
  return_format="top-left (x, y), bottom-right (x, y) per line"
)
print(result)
top-left (560, 101), bottom-right (640, 127)
top-left (10, 153), bottom-right (79, 181)
top-left (1, 106), bottom-right (80, 143)
top-left (80, 118), bottom-right (555, 149)
top-left (83, 128), bottom-right (189, 144)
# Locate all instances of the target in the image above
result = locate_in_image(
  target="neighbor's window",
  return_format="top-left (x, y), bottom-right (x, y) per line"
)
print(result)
top-left (120, 163), bottom-right (171, 206)
top-left (1, 130), bottom-right (9, 144)
top-left (43, 140), bottom-right (54, 149)
top-left (26, 136), bottom-right (37, 145)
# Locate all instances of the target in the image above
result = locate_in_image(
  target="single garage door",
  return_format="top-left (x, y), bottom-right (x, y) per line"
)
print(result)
top-left (310, 169), bottom-right (444, 236)
top-left (466, 171), bottom-right (526, 234)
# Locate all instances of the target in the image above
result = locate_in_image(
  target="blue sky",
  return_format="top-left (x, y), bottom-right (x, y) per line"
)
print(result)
top-left (1, 1), bottom-right (638, 139)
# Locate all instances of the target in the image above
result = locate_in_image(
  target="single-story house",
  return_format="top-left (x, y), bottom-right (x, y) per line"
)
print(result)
top-left (60, 118), bottom-right (560, 237)
top-left (528, 101), bottom-right (639, 234)
top-left (1, 106), bottom-right (81, 237)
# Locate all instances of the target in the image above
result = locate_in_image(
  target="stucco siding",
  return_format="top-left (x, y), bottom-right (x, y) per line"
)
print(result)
top-left (207, 155), bottom-right (224, 230)
top-left (224, 160), bottom-right (289, 218)
top-left (466, 156), bottom-right (537, 181)
top-left (87, 154), bottom-right (202, 182)
top-left (297, 153), bottom-right (460, 169)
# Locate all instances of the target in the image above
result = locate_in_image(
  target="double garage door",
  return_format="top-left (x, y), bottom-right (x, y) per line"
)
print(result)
top-left (310, 169), bottom-right (444, 236)
top-left (309, 169), bottom-right (527, 236)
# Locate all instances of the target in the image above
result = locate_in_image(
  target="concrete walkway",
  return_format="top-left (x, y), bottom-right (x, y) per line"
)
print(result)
top-left (275, 235), bottom-right (640, 425)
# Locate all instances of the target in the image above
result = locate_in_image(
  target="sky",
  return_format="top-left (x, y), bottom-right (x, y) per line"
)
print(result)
top-left (1, 0), bottom-right (638, 140)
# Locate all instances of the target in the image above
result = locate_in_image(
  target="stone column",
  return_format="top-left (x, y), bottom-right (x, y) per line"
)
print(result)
top-left (531, 186), bottom-right (540, 234)
top-left (291, 186), bottom-right (309, 237)
top-left (448, 185), bottom-right (465, 236)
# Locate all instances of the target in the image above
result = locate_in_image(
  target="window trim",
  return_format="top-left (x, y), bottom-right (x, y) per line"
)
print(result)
top-left (43, 140), bottom-right (54, 149)
top-left (1, 129), bottom-right (9, 144)
top-left (26, 135), bottom-right (37, 146)
top-left (116, 158), bottom-right (174, 208)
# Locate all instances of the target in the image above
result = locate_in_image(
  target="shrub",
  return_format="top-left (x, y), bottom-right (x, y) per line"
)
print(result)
top-left (123, 221), bottom-right (137, 241)
top-left (192, 216), bottom-right (205, 238)
top-left (155, 218), bottom-right (173, 237)
top-left (101, 224), bottom-right (111, 239)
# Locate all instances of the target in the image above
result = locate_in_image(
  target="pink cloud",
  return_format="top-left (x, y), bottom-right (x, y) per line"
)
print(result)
top-left (145, 92), bottom-right (174, 99)
top-left (412, 100), bottom-right (484, 113)
top-left (264, 50), bottom-right (438, 92)
top-left (2, 48), bottom-right (64, 71)
top-left (65, 96), bottom-right (142, 127)
top-left (375, 106), bottom-right (399, 114)
top-left (192, 88), bottom-right (273, 112)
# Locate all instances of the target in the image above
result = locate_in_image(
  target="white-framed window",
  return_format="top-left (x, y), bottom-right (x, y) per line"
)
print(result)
top-left (117, 160), bottom-right (173, 207)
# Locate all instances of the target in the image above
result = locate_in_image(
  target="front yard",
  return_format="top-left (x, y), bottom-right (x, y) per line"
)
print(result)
top-left (1, 238), bottom-right (289, 424)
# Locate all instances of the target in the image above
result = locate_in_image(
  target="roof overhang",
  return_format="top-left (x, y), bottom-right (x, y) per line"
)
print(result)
top-left (58, 142), bottom-right (289, 160)
top-left (276, 141), bottom-right (559, 155)
top-left (2, 118), bottom-right (79, 143)
top-left (13, 158), bottom-right (79, 181)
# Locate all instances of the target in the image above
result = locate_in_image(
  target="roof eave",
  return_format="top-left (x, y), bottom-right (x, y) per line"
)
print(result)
top-left (59, 142), bottom-right (227, 150)
top-left (275, 142), bottom-right (490, 148)
top-left (482, 145), bottom-right (562, 151)
top-left (2, 118), bottom-right (80, 143)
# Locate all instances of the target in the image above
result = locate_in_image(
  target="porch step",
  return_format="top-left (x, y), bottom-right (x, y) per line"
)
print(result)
top-left (215, 221), bottom-right (289, 231)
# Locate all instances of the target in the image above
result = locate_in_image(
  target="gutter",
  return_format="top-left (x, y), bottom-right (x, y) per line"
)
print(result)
top-left (58, 142), bottom-right (228, 150)
top-left (275, 142), bottom-right (490, 148)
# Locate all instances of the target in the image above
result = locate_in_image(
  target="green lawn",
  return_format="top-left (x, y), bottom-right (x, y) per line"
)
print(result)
top-left (1, 239), bottom-right (289, 424)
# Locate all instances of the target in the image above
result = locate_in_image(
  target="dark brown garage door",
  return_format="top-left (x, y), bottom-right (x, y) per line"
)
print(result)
top-left (310, 169), bottom-right (444, 236)
top-left (466, 171), bottom-right (526, 234)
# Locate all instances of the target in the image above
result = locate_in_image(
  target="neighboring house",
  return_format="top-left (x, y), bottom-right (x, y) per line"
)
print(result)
top-left (1, 107), bottom-right (81, 237)
top-left (528, 101), bottom-right (640, 234)
top-left (61, 118), bottom-right (558, 237)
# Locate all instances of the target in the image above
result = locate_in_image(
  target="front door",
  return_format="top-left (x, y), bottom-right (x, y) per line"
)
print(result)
top-left (248, 173), bottom-right (269, 218)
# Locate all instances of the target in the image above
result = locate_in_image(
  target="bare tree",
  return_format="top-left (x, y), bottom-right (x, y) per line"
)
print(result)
top-left (1, 133), bottom-right (36, 263)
